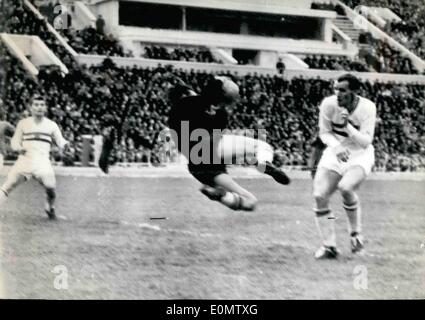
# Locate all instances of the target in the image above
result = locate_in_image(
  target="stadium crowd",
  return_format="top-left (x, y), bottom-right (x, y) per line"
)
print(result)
top-left (60, 27), bottom-right (132, 57)
top-left (303, 54), bottom-right (370, 72)
top-left (2, 38), bottom-right (424, 171)
top-left (7, 0), bottom-right (131, 57)
top-left (142, 45), bottom-right (220, 64)
top-left (311, 1), bottom-right (346, 15)
top-left (303, 42), bottom-right (417, 74)
top-left (341, 0), bottom-right (425, 60)
top-left (311, 1), bottom-right (422, 74)
top-left (10, 0), bottom-right (421, 75)
top-left (358, 32), bottom-right (419, 74)
top-left (4, 0), bottom-right (74, 62)
top-left (1, 0), bottom-right (424, 171)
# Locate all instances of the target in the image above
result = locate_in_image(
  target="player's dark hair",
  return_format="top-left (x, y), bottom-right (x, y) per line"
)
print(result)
top-left (29, 93), bottom-right (46, 105)
top-left (337, 74), bottom-right (361, 91)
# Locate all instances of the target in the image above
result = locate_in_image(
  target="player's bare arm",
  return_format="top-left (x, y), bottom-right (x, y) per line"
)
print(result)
top-left (10, 120), bottom-right (26, 155)
top-left (345, 104), bottom-right (377, 149)
top-left (52, 123), bottom-right (69, 150)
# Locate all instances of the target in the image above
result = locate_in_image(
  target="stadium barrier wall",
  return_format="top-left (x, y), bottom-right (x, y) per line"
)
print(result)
top-left (331, 24), bottom-right (356, 52)
top-left (210, 48), bottom-right (238, 65)
top-left (117, 27), bottom-right (348, 56)
top-left (279, 54), bottom-right (309, 70)
top-left (335, 0), bottom-right (425, 73)
top-left (76, 54), bottom-right (425, 84)
top-left (73, 1), bottom-right (97, 29)
top-left (1, 33), bottom-right (69, 75)
top-left (355, 6), bottom-right (386, 29)
top-left (0, 33), bottom-right (38, 79)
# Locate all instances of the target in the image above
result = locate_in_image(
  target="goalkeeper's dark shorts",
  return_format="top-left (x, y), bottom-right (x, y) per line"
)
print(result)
top-left (188, 163), bottom-right (227, 187)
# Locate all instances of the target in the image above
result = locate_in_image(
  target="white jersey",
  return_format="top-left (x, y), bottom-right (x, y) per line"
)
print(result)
top-left (318, 95), bottom-right (376, 152)
top-left (11, 117), bottom-right (68, 159)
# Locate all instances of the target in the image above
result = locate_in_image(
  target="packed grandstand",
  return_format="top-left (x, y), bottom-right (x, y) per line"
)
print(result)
top-left (1, 0), bottom-right (424, 172)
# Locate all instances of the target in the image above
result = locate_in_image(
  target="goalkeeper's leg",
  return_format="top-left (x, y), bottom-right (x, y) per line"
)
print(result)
top-left (201, 173), bottom-right (257, 211)
top-left (190, 164), bottom-right (257, 211)
top-left (217, 134), bottom-right (290, 185)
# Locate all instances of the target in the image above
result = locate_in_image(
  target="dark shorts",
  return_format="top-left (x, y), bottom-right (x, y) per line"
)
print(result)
top-left (188, 163), bottom-right (227, 187)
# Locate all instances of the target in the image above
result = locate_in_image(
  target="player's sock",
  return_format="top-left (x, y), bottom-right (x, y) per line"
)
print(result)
top-left (221, 192), bottom-right (243, 210)
top-left (200, 186), bottom-right (252, 211)
top-left (0, 188), bottom-right (8, 206)
top-left (45, 188), bottom-right (56, 210)
top-left (343, 195), bottom-right (362, 235)
top-left (314, 208), bottom-right (337, 247)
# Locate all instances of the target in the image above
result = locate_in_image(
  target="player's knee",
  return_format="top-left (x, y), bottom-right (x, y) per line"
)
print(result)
top-left (337, 181), bottom-right (355, 196)
top-left (313, 189), bottom-right (329, 205)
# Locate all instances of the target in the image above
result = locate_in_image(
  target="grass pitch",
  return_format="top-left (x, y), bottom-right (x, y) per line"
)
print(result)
top-left (0, 174), bottom-right (424, 299)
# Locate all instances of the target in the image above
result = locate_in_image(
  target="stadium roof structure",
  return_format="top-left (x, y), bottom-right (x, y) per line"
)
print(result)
top-left (92, 0), bottom-right (337, 19)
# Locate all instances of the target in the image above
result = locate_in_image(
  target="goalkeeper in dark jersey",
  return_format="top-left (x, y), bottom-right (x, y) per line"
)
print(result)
top-left (167, 75), bottom-right (290, 211)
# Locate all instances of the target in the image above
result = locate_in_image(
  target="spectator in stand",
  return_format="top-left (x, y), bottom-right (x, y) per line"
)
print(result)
top-left (304, 54), bottom-right (369, 72)
top-left (142, 44), bottom-right (220, 64)
top-left (96, 14), bottom-right (105, 35)
top-left (276, 58), bottom-right (286, 75)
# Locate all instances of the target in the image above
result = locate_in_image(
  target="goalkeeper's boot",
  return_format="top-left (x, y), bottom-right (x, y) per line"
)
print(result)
top-left (350, 232), bottom-right (365, 254)
top-left (314, 245), bottom-right (339, 259)
top-left (263, 161), bottom-right (290, 185)
top-left (200, 185), bottom-right (227, 201)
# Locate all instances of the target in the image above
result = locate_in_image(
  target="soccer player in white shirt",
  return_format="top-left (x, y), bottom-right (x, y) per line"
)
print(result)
top-left (0, 94), bottom-right (69, 219)
top-left (313, 74), bottom-right (376, 259)
top-left (0, 100), bottom-right (15, 171)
